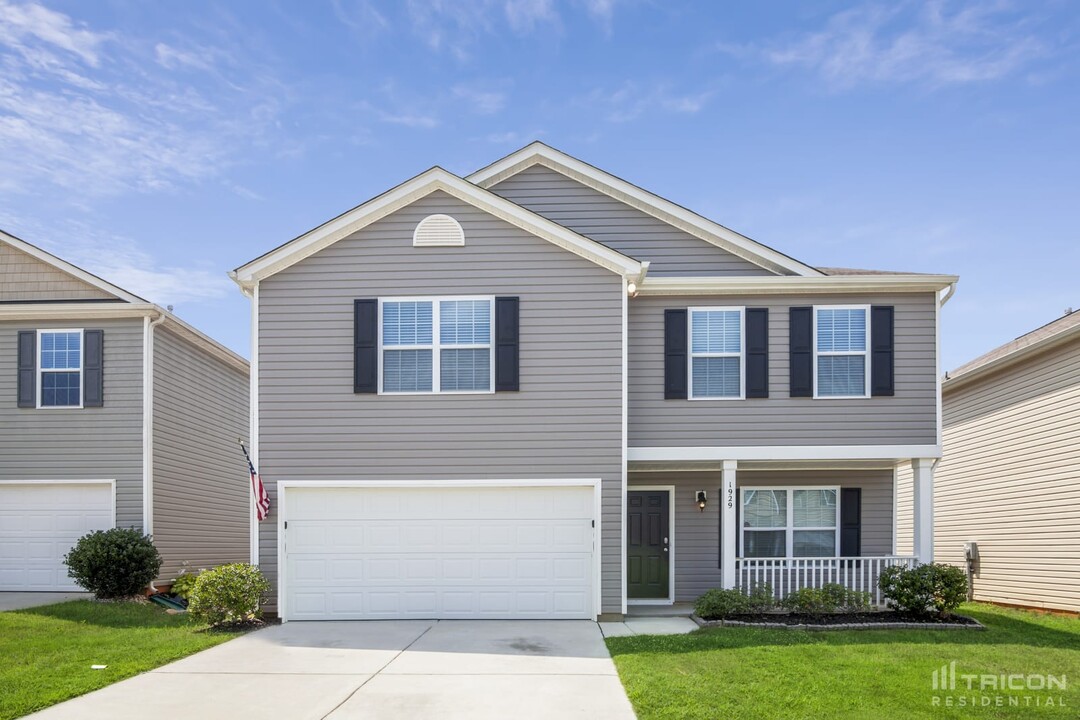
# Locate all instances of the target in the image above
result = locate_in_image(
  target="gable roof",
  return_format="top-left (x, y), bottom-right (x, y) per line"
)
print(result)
top-left (0, 229), bottom-right (146, 303)
top-left (231, 166), bottom-right (644, 287)
top-left (467, 142), bottom-right (824, 278)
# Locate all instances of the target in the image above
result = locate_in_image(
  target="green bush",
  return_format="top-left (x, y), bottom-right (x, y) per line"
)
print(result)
top-left (744, 583), bottom-right (776, 613)
top-left (694, 584), bottom-right (774, 619)
top-left (64, 528), bottom-right (161, 599)
top-left (781, 587), bottom-right (837, 616)
top-left (820, 583), bottom-right (872, 612)
top-left (169, 571), bottom-right (199, 601)
top-left (878, 563), bottom-right (968, 619)
top-left (188, 563), bottom-right (270, 627)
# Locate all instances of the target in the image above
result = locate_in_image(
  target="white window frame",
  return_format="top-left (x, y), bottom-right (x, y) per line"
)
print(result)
top-left (813, 305), bottom-right (871, 399)
top-left (378, 296), bottom-right (495, 395)
top-left (738, 486), bottom-right (840, 558)
top-left (688, 306), bottom-right (745, 400)
top-left (36, 328), bottom-right (84, 409)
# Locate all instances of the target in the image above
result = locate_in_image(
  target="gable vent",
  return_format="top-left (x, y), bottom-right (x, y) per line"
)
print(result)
top-left (413, 214), bottom-right (465, 247)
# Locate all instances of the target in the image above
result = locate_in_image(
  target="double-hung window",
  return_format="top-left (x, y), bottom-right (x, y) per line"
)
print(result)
top-left (38, 329), bottom-right (83, 408)
top-left (380, 297), bottom-right (494, 394)
top-left (814, 306), bottom-right (869, 398)
top-left (689, 307), bottom-right (744, 399)
top-left (740, 487), bottom-right (839, 558)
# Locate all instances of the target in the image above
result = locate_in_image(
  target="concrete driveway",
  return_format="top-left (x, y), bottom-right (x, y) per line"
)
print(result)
top-left (28, 620), bottom-right (636, 719)
top-left (0, 592), bottom-right (90, 611)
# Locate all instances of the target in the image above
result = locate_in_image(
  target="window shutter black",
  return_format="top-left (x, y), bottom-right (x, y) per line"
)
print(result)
top-left (495, 296), bottom-right (519, 391)
top-left (83, 329), bottom-right (104, 407)
top-left (353, 299), bottom-right (378, 394)
top-left (17, 331), bottom-right (35, 408)
top-left (789, 307), bottom-right (813, 397)
top-left (745, 308), bottom-right (769, 398)
top-left (840, 487), bottom-right (861, 556)
top-left (664, 309), bottom-right (687, 399)
top-left (871, 305), bottom-right (895, 397)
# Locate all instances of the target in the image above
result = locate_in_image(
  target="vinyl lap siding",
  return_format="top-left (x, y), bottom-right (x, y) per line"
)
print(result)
top-left (487, 165), bottom-right (773, 277)
top-left (258, 190), bottom-right (624, 613)
top-left (0, 318), bottom-right (143, 528)
top-left (0, 243), bottom-right (116, 301)
top-left (152, 327), bottom-right (249, 582)
top-left (629, 293), bottom-right (938, 447)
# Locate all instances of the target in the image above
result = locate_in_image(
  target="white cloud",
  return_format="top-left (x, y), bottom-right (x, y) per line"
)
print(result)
top-left (379, 111), bottom-right (440, 128)
top-left (154, 42), bottom-right (213, 71)
top-left (585, 81), bottom-right (713, 122)
top-left (0, 0), bottom-right (106, 66)
top-left (452, 83), bottom-right (507, 114)
top-left (504, 0), bottom-right (559, 33)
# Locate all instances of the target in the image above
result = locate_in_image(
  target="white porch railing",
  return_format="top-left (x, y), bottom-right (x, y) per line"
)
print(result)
top-left (735, 556), bottom-right (918, 608)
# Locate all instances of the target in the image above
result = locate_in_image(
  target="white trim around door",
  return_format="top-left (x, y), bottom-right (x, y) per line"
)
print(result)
top-left (625, 485), bottom-right (676, 606)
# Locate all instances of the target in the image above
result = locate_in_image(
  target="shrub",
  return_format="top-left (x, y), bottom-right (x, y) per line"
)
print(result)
top-left (694, 584), bottom-right (774, 619)
top-left (781, 587), bottom-right (837, 617)
top-left (64, 528), bottom-right (161, 599)
top-left (744, 583), bottom-right (776, 613)
top-left (878, 563), bottom-right (968, 619)
top-left (820, 583), bottom-right (872, 612)
top-left (169, 571), bottom-right (199, 601)
top-left (188, 563), bottom-right (270, 627)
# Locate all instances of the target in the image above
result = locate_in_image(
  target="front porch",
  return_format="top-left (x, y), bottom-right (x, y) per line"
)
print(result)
top-left (735, 556), bottom-right (916, 607)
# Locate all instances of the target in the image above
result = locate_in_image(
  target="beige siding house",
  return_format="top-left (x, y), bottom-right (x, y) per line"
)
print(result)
top-left (233, 143), bottom-right (957, 621)
top-left (0, 231), bottom-right (250, 591)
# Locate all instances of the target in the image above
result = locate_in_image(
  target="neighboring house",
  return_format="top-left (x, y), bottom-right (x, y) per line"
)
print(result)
top-left (897, 311), bottom-right (1080, 613)
top-left (0, 231), bottom-right (250, 592)
top-left (231, 142), bottom-right (957, 621)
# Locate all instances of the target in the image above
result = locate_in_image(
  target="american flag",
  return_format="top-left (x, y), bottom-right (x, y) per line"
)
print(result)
top-left (239, 441), bottom-right (271, 521)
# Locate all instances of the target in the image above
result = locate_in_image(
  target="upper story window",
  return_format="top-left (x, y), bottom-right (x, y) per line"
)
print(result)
top-left (380, 297), bottom-right (494, 394)
top-left (39, 329), bottom-right (82, 407)
top-left (740, 487), bottom-right (839, 558)
top-left (814, 306), bottom-right (870, 398)
top-left (689, 307), bottom-right (744, 399)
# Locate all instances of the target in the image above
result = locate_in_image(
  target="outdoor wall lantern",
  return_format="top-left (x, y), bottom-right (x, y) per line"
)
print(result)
top-left (696, 490), bottom-right (707, 512)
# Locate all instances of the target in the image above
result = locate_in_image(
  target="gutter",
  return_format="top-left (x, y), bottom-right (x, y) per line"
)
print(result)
top-left (142, 311), bottom-right (166, 539)
top-left (636, 274), bottom-right (959, 297)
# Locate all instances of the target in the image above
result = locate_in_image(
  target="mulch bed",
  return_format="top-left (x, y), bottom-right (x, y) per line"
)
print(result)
top-left (693, 611), bottom-right (984, 631)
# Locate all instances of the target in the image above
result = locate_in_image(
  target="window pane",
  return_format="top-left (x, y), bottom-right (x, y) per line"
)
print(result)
top-left (382, 349), bottom-right (432, 392)
top-left (817, 355), bottom-right (866, 396)
top-left (692, 357), bottom-right (740, 398)
top-left (742, 490), bottom-right (787, 528)
top-left (41, 331), bottom-right (81, 370)
top-left (744, 530), bottom-right (786, 558)
top-left (41, 371), bottom-right (80, 406)
top-left (383, 302), bottom-right (432, 346)
top-left (817, 309), bottom-right (866, 352)
top-left (793, 489), bottom-right (837, 527)
top-left (440, 348), bottom-right (490, 391)
top-left (440, 300), bottom-right (490, 345)
top-left (691, 310), bottom-right (741, 354)
top-left (793, 530), bottom-right (836, 557)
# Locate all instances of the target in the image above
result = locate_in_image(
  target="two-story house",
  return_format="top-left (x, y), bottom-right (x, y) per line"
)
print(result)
top-left (231, 143), bottom-right (957, 621)
top-left (1, 231), bottom-right (250, 592)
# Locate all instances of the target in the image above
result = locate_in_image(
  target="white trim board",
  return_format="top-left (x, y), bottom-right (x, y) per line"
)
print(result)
top-left (628, 445), bottom-right (943, 462)
top-left (467, 142), bottom-right (822, 278)
top-left (636, 275), bottom-right (958, 296)
top-left (625, 485), bottom-right (676, 606)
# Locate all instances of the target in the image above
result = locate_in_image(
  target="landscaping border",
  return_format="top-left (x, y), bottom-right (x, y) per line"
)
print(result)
top-left (690, 614), bottom-right (985, 631)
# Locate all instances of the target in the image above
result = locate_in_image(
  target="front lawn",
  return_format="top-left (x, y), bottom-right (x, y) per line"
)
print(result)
top-left (0, 600), bottom-right (245, 720)
top-left (607, 603), bottom-right (1078, 719)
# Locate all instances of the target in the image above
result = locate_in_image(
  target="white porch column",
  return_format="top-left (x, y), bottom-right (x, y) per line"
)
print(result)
top-left (721, 460), bottom-right (738, 589)
top-left (912, 458), bottom-right (936, 564)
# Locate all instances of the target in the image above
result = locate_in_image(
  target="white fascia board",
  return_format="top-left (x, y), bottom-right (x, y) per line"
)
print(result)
top-left (0, 230), bottom-right (146, 303)
top-left (466, 143), bottom-right (823, 278)
top-left (636, 275), bottom-right (959, 297)
top-left (628, 445), bottom-right (943, 462)
top-left (232, 167), bottom-right (642, 287)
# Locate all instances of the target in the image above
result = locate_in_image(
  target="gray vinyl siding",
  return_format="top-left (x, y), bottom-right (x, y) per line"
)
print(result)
top-left (0, 318), bottom-right (144, 529)
top-left (152, 327), bottom-right (250, 582)
top-left (257, 190), bottom-right (624, 614)
top-left (629, 469), bottom-right (894, 602)
top-left (0, 242), bottom-right (116, 301)
top-left (487, 165), bottom-right (774, 277)
top-left (629, 293), bottom-right (938, 447)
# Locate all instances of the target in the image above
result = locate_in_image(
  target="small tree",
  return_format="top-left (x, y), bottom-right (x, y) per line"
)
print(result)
top-left (64, 528), bottom-right (161, 599)
top-left (187, 563), bottom-right (270, 627)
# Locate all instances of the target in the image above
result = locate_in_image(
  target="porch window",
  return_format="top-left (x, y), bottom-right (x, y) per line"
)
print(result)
top-left (740, 487), bottom-right (839, 558)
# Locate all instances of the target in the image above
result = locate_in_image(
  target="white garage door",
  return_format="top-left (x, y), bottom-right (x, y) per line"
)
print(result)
top-left (283, 484), bottom-right (596, 621)
top-left (0, 482), bottom-right (114, 591)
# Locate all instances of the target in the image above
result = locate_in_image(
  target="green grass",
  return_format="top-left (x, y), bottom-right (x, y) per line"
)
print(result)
top-left (607, 604), bottom-right (1079, 719)
top-left (0, 600), bottom-right (245, 720)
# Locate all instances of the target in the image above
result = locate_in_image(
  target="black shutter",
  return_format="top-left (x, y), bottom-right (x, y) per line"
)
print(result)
top-left (353, 299), bottom-right (378, 394)
top-left (17, 331), bottom-right (35, 408)
top-left (664, 309), bottom-right (688, 399)
top-left (871, 305), bottom-right (895, 397)
top-left (789, 307), bottom-right (813, 397)
top-left (495, 296), bottom-right (519, 391)
top-left (745, 308), bottom-right (769, 398)
top-left (83, 330), bottom-right (104, 407)
top-left (840, 487), bottom-right (862, 556)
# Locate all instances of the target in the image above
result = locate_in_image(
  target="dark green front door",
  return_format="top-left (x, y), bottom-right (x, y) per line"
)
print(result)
top-left (627, 490), bottom-right (670, 599)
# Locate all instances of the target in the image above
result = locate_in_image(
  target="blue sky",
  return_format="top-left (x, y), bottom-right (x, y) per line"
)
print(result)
top-left (1, 1), bottom-right (1077, 369)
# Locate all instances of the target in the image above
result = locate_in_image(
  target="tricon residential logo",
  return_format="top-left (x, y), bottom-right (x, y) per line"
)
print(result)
top-left (931, 661), bottom-right (1068, 709)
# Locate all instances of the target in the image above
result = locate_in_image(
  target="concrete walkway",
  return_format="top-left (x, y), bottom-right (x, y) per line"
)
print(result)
top-left (28, 620), bottom-right (636, 720)
top-left (599, 616), bottom-right (700, 637)
top-left (0, 592), bottom-right (90, 611)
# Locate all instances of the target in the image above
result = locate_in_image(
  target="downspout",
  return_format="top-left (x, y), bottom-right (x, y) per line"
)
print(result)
top-left (142, 310), bottom-right (166, 540)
